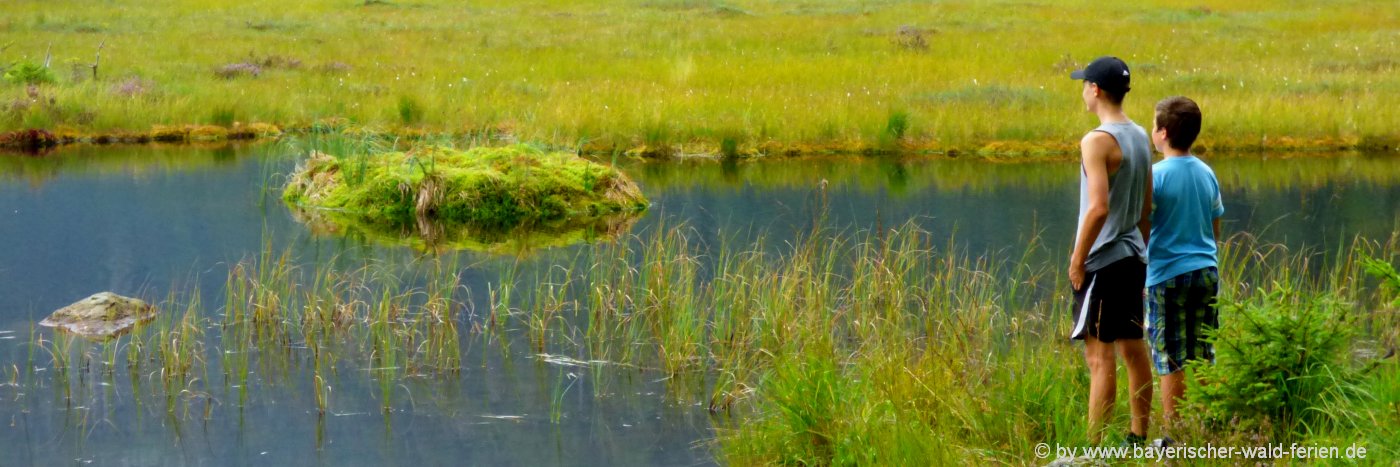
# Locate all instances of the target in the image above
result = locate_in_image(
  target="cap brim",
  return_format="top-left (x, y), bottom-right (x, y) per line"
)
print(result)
top-left (1069, 69), bottom-right (1086, 80)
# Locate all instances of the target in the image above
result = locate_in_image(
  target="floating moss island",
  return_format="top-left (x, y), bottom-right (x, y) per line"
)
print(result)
top-left (283, 144), bottom-right (649, 252)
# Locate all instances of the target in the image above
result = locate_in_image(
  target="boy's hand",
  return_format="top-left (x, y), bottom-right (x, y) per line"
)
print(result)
top-left (1069, 260), bottom-right (1086, 291)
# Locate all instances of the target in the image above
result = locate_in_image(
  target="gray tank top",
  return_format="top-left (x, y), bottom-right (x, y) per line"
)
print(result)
top-left (1078, 121), bottom-right (1150, 271)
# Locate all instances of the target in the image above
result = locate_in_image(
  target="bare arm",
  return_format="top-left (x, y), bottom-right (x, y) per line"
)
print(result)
top-left (1069, 132), bottom-right (1114, 290)
top-left (1138, 171), bottom-right (1153, 246)
top-left (1213, 217), bottom-right (1221, 243)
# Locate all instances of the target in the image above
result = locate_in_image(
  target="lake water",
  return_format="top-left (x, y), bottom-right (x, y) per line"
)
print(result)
top-left (1, 143), bottom-right (1397, 466)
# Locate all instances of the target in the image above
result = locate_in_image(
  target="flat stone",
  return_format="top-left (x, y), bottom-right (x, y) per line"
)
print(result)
top-left (39, 292), bottom-right (156, 339)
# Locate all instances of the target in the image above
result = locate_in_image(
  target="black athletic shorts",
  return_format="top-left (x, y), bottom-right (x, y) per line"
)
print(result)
top-left (1070, 256), bottom-right (1146, 342)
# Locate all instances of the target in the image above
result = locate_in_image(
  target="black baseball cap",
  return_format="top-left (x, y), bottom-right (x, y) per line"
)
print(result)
top-left (1070, 56), bottom-right (1131, 94)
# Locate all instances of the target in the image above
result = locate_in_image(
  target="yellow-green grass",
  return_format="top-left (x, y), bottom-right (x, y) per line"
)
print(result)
top-left (1, 0), bottom-right (1397, 155)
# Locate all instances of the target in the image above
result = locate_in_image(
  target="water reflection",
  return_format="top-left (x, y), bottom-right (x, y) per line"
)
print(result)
top-left (289, 204), bottom-right (642, 255)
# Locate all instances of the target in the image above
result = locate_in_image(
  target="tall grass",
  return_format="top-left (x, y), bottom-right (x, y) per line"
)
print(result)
top-left (504, 221), bottom-right (1398, 463)
top-left (6, 221), bottom-right (1397, 463)
top-left (2, 0), bottom-right (1396, 154)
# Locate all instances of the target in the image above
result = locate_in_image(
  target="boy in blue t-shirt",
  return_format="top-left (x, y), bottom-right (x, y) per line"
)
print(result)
top-left (1146, 96), bottom-right (1222, 434)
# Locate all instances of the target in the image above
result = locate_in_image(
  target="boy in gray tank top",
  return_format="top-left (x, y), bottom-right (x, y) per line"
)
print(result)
top-left (1066, 56), bottom-right (1155, 446)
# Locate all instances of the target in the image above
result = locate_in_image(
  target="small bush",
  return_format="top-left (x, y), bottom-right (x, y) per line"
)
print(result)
top-left (894, 25), bottom-right (930, 51)
top-left (215, 62), bottom-right (261, 79)
top-left (1186, 287), bottom-right (1364, 439)
top-left (209, 107), bottom-right (237, 126)
top-left (396, 94), bottom-right (423, 126)
top-left (1362, 255), bottom-right (1400, 308)
top-left (3, 62), bottom-right (57, 85)
top-left (112, 77), bottom-right (154, 98)
top-left (719, 135), bottom-right (740, 159)
top-left (883, 109), bottom-right (909, 144)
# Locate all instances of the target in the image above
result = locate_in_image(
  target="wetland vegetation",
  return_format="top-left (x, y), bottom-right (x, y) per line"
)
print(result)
top-left (4, 219), bottom-right (1397, 464)
top-left (2, 0), bottom-right (1399, 465)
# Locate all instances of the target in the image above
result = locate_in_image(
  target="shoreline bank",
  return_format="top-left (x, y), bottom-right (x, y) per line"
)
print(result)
top-left (4, 125), bottom-right (1396, 161)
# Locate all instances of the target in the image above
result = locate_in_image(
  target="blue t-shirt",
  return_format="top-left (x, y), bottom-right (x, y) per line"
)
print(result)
top-left (1147, 155), bottom-right (1224, 287)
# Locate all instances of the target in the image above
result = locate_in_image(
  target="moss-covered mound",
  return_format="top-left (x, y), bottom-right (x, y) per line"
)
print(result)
top-left (283, 144), bottom-right (648, 251)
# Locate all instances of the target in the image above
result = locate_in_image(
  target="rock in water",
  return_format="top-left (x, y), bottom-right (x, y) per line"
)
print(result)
top-left (39, 292), bottom-right (156, 338)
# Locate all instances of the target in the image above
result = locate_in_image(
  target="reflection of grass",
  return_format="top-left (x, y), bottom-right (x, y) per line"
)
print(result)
top-left (1, 1), bottom-right (1396, 154)
top-left (0, 143), bottom-right (256, 186)
top-left (290, 203), bottom-right (640, 255)
top-left (631, 152), bottom-right (1400, 195)
top-left (8, 144), bottom-right (1397, 197)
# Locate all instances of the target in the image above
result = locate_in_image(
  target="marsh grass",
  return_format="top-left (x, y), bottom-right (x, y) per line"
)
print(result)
top-left (6, 217), bottom-right (1397, 463)
top-left (490, 220), bottom-right (1397, 463)
top-left (2, 1), bottom-right (1396, 155)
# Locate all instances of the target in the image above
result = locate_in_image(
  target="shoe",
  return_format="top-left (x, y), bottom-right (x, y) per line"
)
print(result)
top-left (1151, 436), bottom-right (1176, 448)
top-left (1121, 433), bottom-right (1146, 447)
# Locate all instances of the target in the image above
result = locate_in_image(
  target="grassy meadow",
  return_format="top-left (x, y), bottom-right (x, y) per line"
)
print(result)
top-left (1, 0), bottom-right (1398, 155)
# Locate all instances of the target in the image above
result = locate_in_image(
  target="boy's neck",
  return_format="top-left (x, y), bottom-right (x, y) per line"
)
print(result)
top-left (1162, 146), bottom-right (1191, 158)
top-left (1094, 104), bottom-right (1130, 125)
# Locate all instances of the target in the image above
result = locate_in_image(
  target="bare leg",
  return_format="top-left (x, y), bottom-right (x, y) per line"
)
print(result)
top-left (1160, 370), bottom-right (1186, 431)
top-left (1116, 338), bottom-right (1152, 438)
top-left (1084, 336), bottom-right (1117, 444)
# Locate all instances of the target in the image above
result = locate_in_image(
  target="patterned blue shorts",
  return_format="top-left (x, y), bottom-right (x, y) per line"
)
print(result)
top-left (1147, 267), bottom-right (1219, 376)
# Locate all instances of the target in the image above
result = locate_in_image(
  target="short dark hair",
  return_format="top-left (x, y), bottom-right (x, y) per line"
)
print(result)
top-left (1154, 96), bottom-right (1202, 150)
top-left (1099, 85), bottom-right (1127, 106)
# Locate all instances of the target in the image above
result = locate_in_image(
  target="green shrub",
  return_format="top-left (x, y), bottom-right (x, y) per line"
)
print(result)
top-left (396, 94), bottom-right (423, 125)
top-left (3, 62), bottom-right (57, 85)
top-left (1186, 287), bottom-right (1365, 439)
top-left (719, 135), bottom-right (739, 159)
top-left (209, 106), bottom-right (237, 126)
top-left (1361, 254), bottom-right (1400, 308)
top-left (883, 109), bottom-right (909, 142)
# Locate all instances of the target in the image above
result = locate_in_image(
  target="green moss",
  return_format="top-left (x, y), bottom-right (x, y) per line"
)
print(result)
top-left (283, 144), bottom-right (648, 251)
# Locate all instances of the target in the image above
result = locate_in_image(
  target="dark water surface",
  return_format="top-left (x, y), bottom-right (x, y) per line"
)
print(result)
top-left (1, 144), bottom-right (1397, 465)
